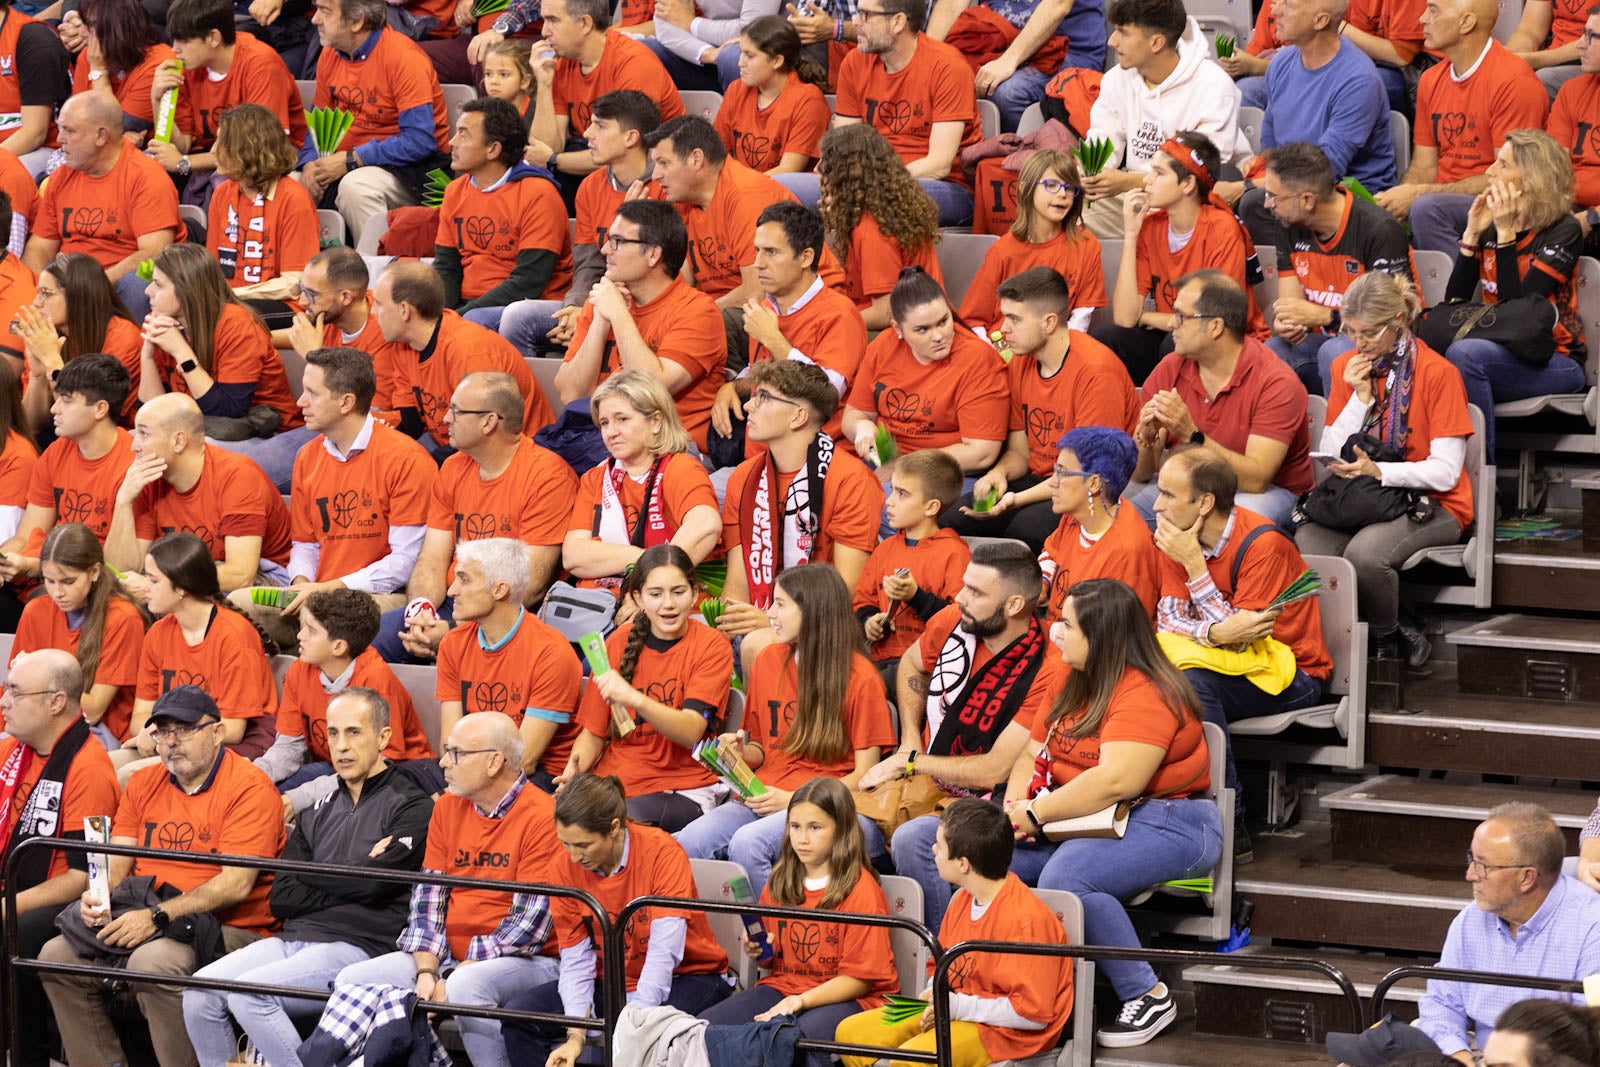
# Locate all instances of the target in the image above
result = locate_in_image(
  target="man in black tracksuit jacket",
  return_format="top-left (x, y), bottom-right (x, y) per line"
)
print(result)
top-left (181, 687), bottom-right (436, 1066)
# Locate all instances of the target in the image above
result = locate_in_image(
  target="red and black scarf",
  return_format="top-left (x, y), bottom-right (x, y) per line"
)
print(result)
top-left (737, 432), bottom-right (832, 609)
top-left (1, 717), bottom-right (93, 892)
top-left (926, 618), bottom-right (1047, 795)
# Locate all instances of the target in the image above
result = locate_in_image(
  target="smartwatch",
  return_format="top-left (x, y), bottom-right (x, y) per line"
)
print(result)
top-left (345, 151), bottom-right (362, 173)
top-left (151, 905), bottom-right (171, 932)
top-left (179, 358), bottom-right (198, 374)
top-left (1189, 429), bottom-right (1207, 446)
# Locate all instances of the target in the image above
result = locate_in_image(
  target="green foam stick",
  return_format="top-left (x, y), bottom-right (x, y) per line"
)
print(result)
top-left (973, 487), bottom-right (1000, 513)
top-left (248, 587), bottom-right (292, 608)
top-left (873, 423), bottom-right (897, 466)
top-left (578, 632), bottom-right (610, 676)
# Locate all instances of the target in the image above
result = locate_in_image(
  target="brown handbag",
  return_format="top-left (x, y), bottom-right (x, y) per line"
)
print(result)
top-left (851, 773), bottom-right (954, 838)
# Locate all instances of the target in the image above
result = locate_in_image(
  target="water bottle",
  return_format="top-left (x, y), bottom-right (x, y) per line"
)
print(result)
top-left (727, 872), bottom-right (773, 965)
top-left (990, 329), bottom-right (1015, 364)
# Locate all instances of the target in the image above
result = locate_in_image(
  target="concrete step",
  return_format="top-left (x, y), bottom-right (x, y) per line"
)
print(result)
top-left (1448, 613), bottom-right (1600, 701)
top-left (1186, 945), bottom-right (1428, 1043)
top-left (1323, 775), bottom-right (1590, 867)
top-left (1094, 1022), bottom-right (1343, 1066)
top-left (1492, 537), bottom-right (1600, 613)
top-left (1235, 823), bottom-right (1469, 953)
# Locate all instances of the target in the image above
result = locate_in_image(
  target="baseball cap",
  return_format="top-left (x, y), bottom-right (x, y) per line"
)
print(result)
top-left (149, 685), bottom-right (220, 725)
top-left (1326, 1017), bottom-right (1440, 1066)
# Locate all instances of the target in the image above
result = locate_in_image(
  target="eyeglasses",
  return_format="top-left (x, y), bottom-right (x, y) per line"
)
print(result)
top-left (152, 721), bottom-right (219, 743)
top-left (447, 405), bottom-right (496, 419)
top-left (1260, 188), bottom-right (1303, 208)
top-left (440, 745), bottom-right (498, 764)
top-left (1340, 322), bottom-right (1393, 345)
top-left (1052, 466), bottom-right (1094, 482)
top-left (33, 287), bottom-right (61, 303)
top-left (298, 285), bottom-right (323, 302)
top-left (1466, 851), bottom-right (1533, 877)
top-left (1583, 27), bottom-right (1600, 44)
top-left (602, 233), bottom-right (652, 251)
top-left (1169, 307), bottom-right (1216, 328)
top-left (854, 6), bottom-right (892, 18)
top-left (2, 686), bottom-right (57, 702)
top-left (1037, 177), bottom-right (1077, 197)
top-left (747, 388), bottom-right (802, 410)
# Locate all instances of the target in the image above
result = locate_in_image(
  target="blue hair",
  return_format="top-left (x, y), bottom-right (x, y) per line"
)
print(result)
top-left (1055, 426), bottom-right (1138, 499)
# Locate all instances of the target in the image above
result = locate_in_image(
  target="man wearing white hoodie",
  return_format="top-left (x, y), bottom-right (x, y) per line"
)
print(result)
top-left (1079, 0), bottom-right (1250, 239)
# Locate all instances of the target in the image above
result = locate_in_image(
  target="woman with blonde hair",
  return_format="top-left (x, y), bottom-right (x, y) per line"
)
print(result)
top-left (207, 103), bottom-right (321, 322)
top-left (818, 124), bottom-right (945, 330)
top-left (960, 150), bottom-right (1107, 333)
top-left (561, 370), bottom-right (722, 596)
top-left (1438, 128), bottom-right (1586, 456)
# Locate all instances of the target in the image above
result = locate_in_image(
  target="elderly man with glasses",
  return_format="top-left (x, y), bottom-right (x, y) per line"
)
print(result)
top-left (36, 685), bottom-right (287, 1067)
top-left (329, 710), bottom-right (564, 1067)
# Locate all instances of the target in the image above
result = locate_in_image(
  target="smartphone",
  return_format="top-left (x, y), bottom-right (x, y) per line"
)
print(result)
top-left (1310, 452), bottom-right (1340, 465)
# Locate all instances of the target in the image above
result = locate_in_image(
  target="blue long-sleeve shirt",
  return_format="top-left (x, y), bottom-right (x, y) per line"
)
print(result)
top-left (296, 28), bottom-right (441, 171)
top-left (1261, 39), bottom-right (1396, 193)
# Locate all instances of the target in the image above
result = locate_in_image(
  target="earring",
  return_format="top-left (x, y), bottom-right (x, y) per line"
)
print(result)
top-left (1087, 490), bottom-right (1097, 518)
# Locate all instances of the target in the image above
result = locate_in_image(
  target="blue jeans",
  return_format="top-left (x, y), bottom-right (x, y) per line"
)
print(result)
top-left (675, 802), bottom-right (887, 898)
top-left (776, 172), bottom-right (974, 228)
top-left (1317, 335), bottom-right (1355, 399)
top-left (1184, 667), bottom-right (1325, 797)
top-left (989, 66), bottom-right (1051, 131)
top-left (504, 973), bottom-right (731, 1066)
top-left (374, 597), bottom-right (456, 664)
top-left (641, 37), bottom-right (740, 92)
top-left (890, 814), bottom-right (951, 934)
top-left (1268, 332), bottom-right (1336, 397)
top-left (184, 937), bottom-right (371, 1067)
top-left (1124, 479), bottom-right (1299, 530)
top-left (700, 983), bottom-right (862, 1067)
top-left (211, 426), bottom-right (318, 494)
top-left (1408, 193), bottom-right (1474, 256)
top-left (1009, 797), bottom-right (1223, 1000)
top-left (498, 298), bottom-right (566, 358)
top-left (1444, 338), bottom-right (1588, 456)
top-left (335, 950), bottom-right (560, 1067)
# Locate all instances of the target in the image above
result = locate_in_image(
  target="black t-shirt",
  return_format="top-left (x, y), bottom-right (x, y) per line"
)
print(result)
top-left (13, 20), bottom-right (71, 110)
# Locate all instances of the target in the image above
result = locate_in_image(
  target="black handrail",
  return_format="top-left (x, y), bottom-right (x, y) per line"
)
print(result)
top-left (1372, 965), bottom-right (1585, 1020)
top-left (611, 893), bottom-right (948, 1065)
top-left (2, 836), bottom-right (617, 1067)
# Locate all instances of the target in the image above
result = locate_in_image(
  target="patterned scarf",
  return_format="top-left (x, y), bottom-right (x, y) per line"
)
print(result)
top-left (737, 432), bottom-right (833, 609)
top-left (1362, 329), bottom-right (1417, 455)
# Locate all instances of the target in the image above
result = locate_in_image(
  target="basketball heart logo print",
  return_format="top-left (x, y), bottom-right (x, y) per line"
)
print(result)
top-left (473, 681), bottom-right (511, 714)
top-left (456, 512), bottom-right (502, 540)
top-left (644, 679), bottom-right (682, 708)
top-left (66, 206), bottom-right (108, 239)
top-left (143, 821), bottom-right (198, 850)
top-left (787, 920), bottom-right (822, 964)
top-left (460, 215), bottom-right (498, 251)
top-left (1024, 404), bottom-right (1065, 451)
top-left (54, 487), bottom-right (94, 526)
top-left (737, 133), bottom-right (773, 168)
top-left (331, 86), bottom-right (368, 120)
top-left (160, 668), bottom-right (206, 692)
top-left (947, 953), bottom-right (976, 992)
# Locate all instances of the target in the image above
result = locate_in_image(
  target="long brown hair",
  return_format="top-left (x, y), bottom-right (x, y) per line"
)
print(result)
top-left (614, 544), bottom-right (698, 702)
top-left (0, 356), bottom-right (27, 451)
top-left (1049, 579), bottom-right (1202, 738)
top-left (741, 15), bottom-right (827, 86)
top-left (1010, 149), bottom-right (1087, 243)
top-left (214, 103), bottom-right (297, 193)
top-left (817, 124), bottom-right (938, 265)
top-left (147, 531), bottom-right (268, 652)
top-left (39, 523), bottom-right (139, 690)
top-left (767, 777), bottom-right (872, 909)
top-left (44, 252), bottom-right (135, 364)
top-left (773, 565), bottom-right (867, 765)
top-left (151, 243), bottom-right (260, 375)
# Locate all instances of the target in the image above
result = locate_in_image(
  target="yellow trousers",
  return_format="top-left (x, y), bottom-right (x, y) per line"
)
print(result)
top-left (834, 1006), bottom-right (992, 1067)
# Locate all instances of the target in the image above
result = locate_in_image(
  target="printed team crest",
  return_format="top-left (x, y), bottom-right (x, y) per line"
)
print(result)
top-left (0, 57), bottom-right (14, 77)
top-left (225, 205), bottom-right (240, 244)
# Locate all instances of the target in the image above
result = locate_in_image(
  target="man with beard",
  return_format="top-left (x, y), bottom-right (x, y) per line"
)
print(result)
top-left (855, 541), bottom-right (1062, 932)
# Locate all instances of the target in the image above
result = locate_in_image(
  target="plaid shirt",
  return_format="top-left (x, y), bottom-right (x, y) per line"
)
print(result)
top-left (1156, 511), bottom-right (1241, 645)
top-left (312, 982), bottom-right (452, 1067)
top-left (395, 776), bottom-right (553, 966)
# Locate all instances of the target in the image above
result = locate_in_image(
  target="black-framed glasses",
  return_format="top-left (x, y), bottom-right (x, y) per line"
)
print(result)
top-left (602, 233), bottom-right (653, 251)
top-left (1170, 307), bottom-right (1215, 328)
top-left (1583, 27), bottom-right (1600, 44)
top-left (3, 686), bottom-right (57, 701)
top-left (440, 745), bottom-right (498, 764)
top-left (152, 720), bottom-right (220, 743)
top-left (447, 405), bottom-right (496, 419)
top-left (748, 389), bottom-right (802, 409)
top-left (1466, 851), bottom-right (1532, 877)
top-left (854, 6), bottom-right (892, 18)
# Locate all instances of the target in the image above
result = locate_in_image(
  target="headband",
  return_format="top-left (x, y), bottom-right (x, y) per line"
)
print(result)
top-left (1160, 137), bottom-right (1213, 196)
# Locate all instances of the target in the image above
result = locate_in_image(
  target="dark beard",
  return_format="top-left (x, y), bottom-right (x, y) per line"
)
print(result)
top-left (959, 606), bottom-right (1007, 639)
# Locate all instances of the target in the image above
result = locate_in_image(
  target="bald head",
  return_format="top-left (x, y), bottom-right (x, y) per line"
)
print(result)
top-left (12, 649), bottom-right (84, 705)
top-left (381, 260), bottom-right (446, 320)
top-left (1313, 0), bottom-right (1347, 21)
top-left (63, 93), bottom-right (123, 137)
top-left (140, 393), bottom-right (205, 441)
top-left (458, 372), bottom-right (525, 434)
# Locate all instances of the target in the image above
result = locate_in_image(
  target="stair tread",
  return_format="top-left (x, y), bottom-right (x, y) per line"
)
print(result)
top-left (1184, 944), bottom-right (1438, 996)
top-left (1095, 1028), bottom-right (1337, 1066)
top-left (1324, 775), bottom-right (1595, 824)
top-left (1449, 612), bottom-right (1600, 649)
top-left (1383, 667), bottom-right (1600, 728)
top-left (1238, 823), bottom-right (1471, 907)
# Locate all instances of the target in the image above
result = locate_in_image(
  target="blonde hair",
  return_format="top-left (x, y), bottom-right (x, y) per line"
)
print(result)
top-left (1339, 270), bottom-right (1424, 333)
top-left (591, 370), bottom-right (691, 456)
top-left (1505, 129), bottom-right (1574, 234)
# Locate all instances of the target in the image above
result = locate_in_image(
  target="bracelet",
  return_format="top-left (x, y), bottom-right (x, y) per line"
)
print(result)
top-left (1024, 804), bottom-right (1044, 831)
top-left (904, 750), bottom-right (917, 778)
top-left (834, 17), bottom-right (843, 40)
top-left (416, 968), bottom-right (439, 977)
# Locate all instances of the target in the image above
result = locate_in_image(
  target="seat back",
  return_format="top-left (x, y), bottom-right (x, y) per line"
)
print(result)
top-left (1017, 102), bottom-right (1046, 137)
top-left (317, 209), bottom-right (347, 247)
top-left (1237, 107), bottom-right (1263, 154)
top-left (391, 663), bottom-right (444, 751)
top-left (441, 84), bottom-right (476, 128)
top-left (936, 232), bottom-right (999, 309)
top-left (1413, 248), bottom-right (1451, 308)
top-left (525, 357), bottom-right (566, 419)
top-left (296, 79), bottom-right (316, 112)
top-left (277, 347), bottom-right (306, 398)
top-left (179, 203), bottom-right (206, 237)
top-left (1307, 394), bottom-right (1329, 485)
top-left (689, 858), bottom-right (760, 990)
top-left (681, 91), bottom-right (723, 120)
top-left (1390, 111), bottom-right (1411, 176)
top-left (1493, 0), bottom-right (1522, 42)
top-left (1028, 889), bottom-right (1095, 1067)
top-left (270, 653), bottom-right (296, 697)
top-left (721, 687), bottom-right (744, 735)
top-left (879, 874), bottom-right (929, 997)
top-left (1577, 257), bottom-right (1600, 385)
top-left (977, 99), bottom-right (1001, 140)
top-left (1253, 243), bottom-right (1277, 324)
top-left (357, 211), bottom-right (387, 255)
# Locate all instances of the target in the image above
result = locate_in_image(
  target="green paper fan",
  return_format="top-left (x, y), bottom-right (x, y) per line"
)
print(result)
top-left (695, 557), bottom-right (728, 597)
top-left (699, 596), bottom-right (726, 627)
top-left (1269, 569), bottom-right (1324, 609)
top-left (1215, 33), bottom-right (1235, 57)
top-left (471, 0), bottom-right (509, 14)
top-left (421, 168), bottom-right (451, 208)
top-left (306, 107), bottom-right (356, 156)
top-left (1074, 136), bottom-right (1113, 176)
top-left (873, 423), bottom-right (898, 467)
top-left (247, 586), bottom-right (292, 608)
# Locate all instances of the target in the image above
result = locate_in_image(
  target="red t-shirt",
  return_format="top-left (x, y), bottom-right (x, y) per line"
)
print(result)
top-left (758, 867), bottom-right (900, 1005)
top-left (1415, 42), bottom-right (1548, 183)
top-left (436, 171), bottom-right (573, 301)
top-left (567, 452), bottom-right (719, 588)
top-left (310, 27), bottom-right (450, 155)
top-left (177, 31), bottom-right (307, 151)
top-left (852, 529), bottom-right (971, 662)
top-left (1031, 667), bottom-right (1210, 797)
top-left (435, 611), bottom-right (583, 777)
top-left (719, 449), bottom-right (883, 568)
top-left (846, 327), bottom-right (1009, 454)
top-left (574, 168), bottom-right (665, 251)
top-left (547, 824), bottom-right (728, 988)
top-left (116, 751), bottom-right (285, 933)
top-left (207, 178), bottom-right (321, 288)
top-left (844, 212), bottom-right (943, 311)
top-left (576, 620), bottom-right (730, 792)
top-left (958, 230), bottom-right (1108, 333)
top-left (744, 286), bottom-right (867, 440)
top-left (551, 31), bottom-right (686, 135)
top-left (0, 733), bottom-right (119, 884)
top-left (1040, 503), bottom-right (1162, 623)
top-left (743, 645), bottom-right (894, 790)
top-left (679, 160), bottom-right (803, 300)
top-left (132, 444), bottom-right (292, 568)
top-left (1133, 204), bottom-right (1268, 339)
top-left (714, 75), bottom-right (831, 171)
top-left (394, 311), bottom-right (553, 441)
top-left (835, 34), bottom-right (982, 186)
top-left (150, 304), bottom-right (302, 431)
top-left (33, 141), bottom-right (184, 267)
top-left (1005, 335), bottom-right (1140, 476)
top-left (12, 595), bottom-right (145, 739)
top-left (1345, 0), bottom-right (1425, 62)
top-left (27, 428), bottom-right (136, 543)
top-left (429, 435), bottom-right (577, 551)
top-left (276, 647), bottom-right (435, 763)
top-left (1141, 337), bottom-right (1315, 495)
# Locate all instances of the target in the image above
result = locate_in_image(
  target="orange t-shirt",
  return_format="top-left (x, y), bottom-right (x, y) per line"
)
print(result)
top-left (135, 607), bottom-right (276, 721)
top-left (1344, 0), bottom-right (1425, 62)
top-left (719, 448), bottom-right (882, 568)
top-left (846, 327), bottom-right (1009, 454)
top-left (0, 9), bottom-right (60, 149)
top-left (1134, 204), bottom-right (1268, 339)
top-left (429, 435), bottom-right (577, 549)
top-left (935, 874), bottom-right (1073, 1063)
top-left (564, 279), bottom-right (726, 451)
top-left (132, 444), bottom-right (292, 568)
top-left (567, 453), bottom-right (719, 587)
top-left (552, 31), bottom-right (686, 135)
top-left (574, 168), bottom-right (664, 251)
top-left (1326, 343), bottom-right (1474, 528)
top-left (1158, 507), bottom-right (1333, 680)
top-left (758, 867), bottom-right (900, 1005)
top-left (715, 75), bottom-right (831, 172)
top-left (0, 733), bottom-right (119, 885)
top-left (576, 620), bottom-right (729, 793)
top-left (1005, 335), bottom-right (1140, 476)
top-left (0, 149), bottom-right (36, 234)
top-left (835, 34), bottom-right (982, 186)
top-left (321, 310), bottom-right (406, 420)
top-left (12, 595), bottom-right (145, 739)
top-left (1245, 1), bottom-right (1280, 53)
top-left (17, 319), bottom-right (140, 427)
top-left (423, 781), bottom-right (562, 962)
top-left (852, 529), bottom-right (971, 662)
top-left (1415, 42), bottom-right (1548, 183)
top-left (395, 311), bottom-right (553, 441)
top-left (957, 230), bottom-right (1108, 332)
top-left (1550, 73), bottom-right (1600, 207)
top-left (744, 286), bottom-right (868, 441)
top-left (844, 212), bottom-right (943, 311)
top-left (115, 750), bottom-right (286, 933)
top-left (151, 304), bottom-right (302, 430)
top-left (742, 645), bottom-right (893, 790)
top-left (1040, 503), bottom-right (1161, 623)
top-left (914, 604), bottom-right (1061, 743)
top-left (435, 611), bottom-right (583, 777)
top-left (26, 428), bottom-right (135, 543)
top-left (290, 418), bottom-right (436, 583)
top-left (276, 647), bottom-right (435, 763)
top-left (177, 31), bottom-right (307, 150)
top-left (207, 178), bottom-right (321, 289)
top-left (0, 428), bottom-right (35, 510)
top-left (0, 253), bottom-right (34, 365)
top-left (71, 44), bottom-right (174, 127)
top-left (548, 824), bottom-right (729, 988)
top-left (436, 170), bottom-right (573, 302)
top-left (679, 160), bottom-right (803, 300)
top-left (1032, 667), bottom-right (1210, 797)
top-left (311, 27), bottom-right (450, 156)
top-left (32, 141), bottom-right (184, 268)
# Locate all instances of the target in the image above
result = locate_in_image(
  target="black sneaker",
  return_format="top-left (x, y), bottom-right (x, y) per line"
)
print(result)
top-left (1096, 987), bottom-right (1178, 1047)
top-left (1234, 822), bottom-right (1255, 866)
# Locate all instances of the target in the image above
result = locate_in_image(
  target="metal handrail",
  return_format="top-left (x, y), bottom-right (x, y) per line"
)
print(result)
top-left (1371, 964), bottom-right (1585, 1020)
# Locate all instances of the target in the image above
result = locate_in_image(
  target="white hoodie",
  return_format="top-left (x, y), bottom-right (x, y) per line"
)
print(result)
top-left (1087, 17), bottom-right (1251, 174)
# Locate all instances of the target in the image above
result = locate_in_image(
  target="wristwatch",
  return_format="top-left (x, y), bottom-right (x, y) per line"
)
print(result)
top-left (179, 358), bottom-right (198, 374)
top-left (491, 14), bottom-right (515, 34)
top-left (150, 904), bottom-right (171, 932)
top-left (1189, 429), bottom-right (1207, 446)
top-left (345, 151), bottom-right (362, 173)
top-left (87, 68), bottom-right (106, 82)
